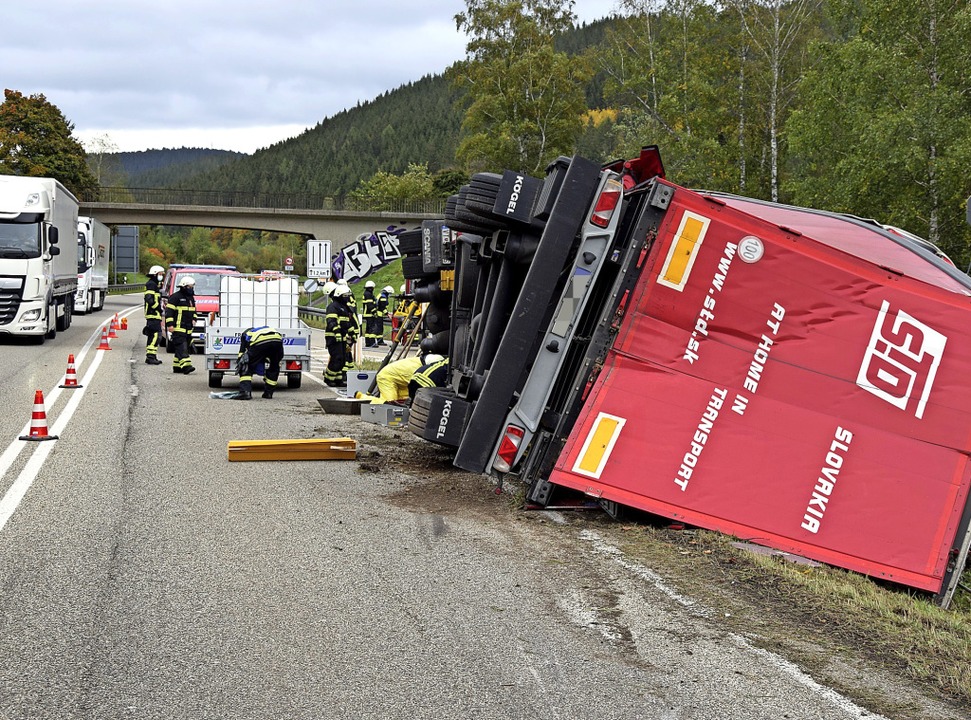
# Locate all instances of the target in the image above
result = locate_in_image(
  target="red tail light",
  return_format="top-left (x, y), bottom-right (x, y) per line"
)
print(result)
top-left (286, 360), bottom-right (302, 371)
top-left (493, 425), bottom-right (526, 473)
top-left (590, 177), bottom-right (623, 228)
top-left (214, 359), bottom-right (231, 370)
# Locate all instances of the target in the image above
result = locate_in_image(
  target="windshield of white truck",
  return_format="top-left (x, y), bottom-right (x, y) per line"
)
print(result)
top-left (0, 222), bottom-right (41, 258)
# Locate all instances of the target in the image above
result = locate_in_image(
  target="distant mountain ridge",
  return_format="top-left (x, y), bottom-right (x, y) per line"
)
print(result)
top-left (115, 148), bottom-right (246, 187)
top-left (105, 18), bottom-right (613, 196)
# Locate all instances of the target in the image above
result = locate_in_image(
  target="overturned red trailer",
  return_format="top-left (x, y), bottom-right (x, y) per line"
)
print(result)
top-left (407, 147), bottom-right (971, 606)
top-left (547, 182), bottom-right (971, 605)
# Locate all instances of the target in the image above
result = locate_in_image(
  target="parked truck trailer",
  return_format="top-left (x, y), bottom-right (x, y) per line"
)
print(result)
top-left (0, 176), bottom-right (79, 341)
top-left (404, 146), bottom-right (971, 607)
top-left (205, 274), bottom-right (311, 390)
top-left (75, 215), bottom-right (110, 314)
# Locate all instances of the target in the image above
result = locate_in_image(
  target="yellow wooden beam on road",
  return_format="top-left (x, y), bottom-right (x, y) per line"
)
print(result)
top-left (227, 437), bottom-right (357, 462)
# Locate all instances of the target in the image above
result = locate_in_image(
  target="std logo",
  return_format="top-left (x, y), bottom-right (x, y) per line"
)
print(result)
top-left (856, 300), bottom-right (947, 419)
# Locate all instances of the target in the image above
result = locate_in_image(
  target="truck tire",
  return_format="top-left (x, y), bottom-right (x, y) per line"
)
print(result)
top-left (408, 387), bottom-right (440, 438)
top-left (408, 387), bottom-right (465, 447)
top-left (397, 229), bottom-right (423, 255)
top-left (287, 372), bottom-right (302, 389)
top-left (208, 371), bottom-right (223, 388)
top-left (402, 255), bottom-right (438, 281)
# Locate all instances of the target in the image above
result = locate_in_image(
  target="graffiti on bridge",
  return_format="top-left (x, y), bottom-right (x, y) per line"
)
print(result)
top-left (332, 226), bottom-right (408, 282)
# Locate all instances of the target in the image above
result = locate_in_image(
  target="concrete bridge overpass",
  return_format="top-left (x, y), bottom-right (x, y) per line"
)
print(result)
top-left (79, 188), bottom-right (446, 248)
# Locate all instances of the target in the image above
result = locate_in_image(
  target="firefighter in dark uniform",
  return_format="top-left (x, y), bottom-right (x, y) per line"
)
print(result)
top-left (375, 285), bottom-right (393, 346)
top-left (164, 275), bottom-right (197, 375)
top-left (344, 294), bottom-right (361, 376)
top-left (234, 326), bottom-right (284, 400)
top-left (362, 280), bottom-right (378, 347)
top-left (143, 264), bottom-right (165, 365)
top-left (324, 284), bottom-right (355, 387)
top-left (408, 355), bottom-right (449, 400)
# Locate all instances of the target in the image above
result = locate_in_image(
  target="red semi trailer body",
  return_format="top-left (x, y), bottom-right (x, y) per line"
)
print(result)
top-left (547, 181), bottom-right (971, 605)
top-left (406, 147), bottom-right (971, 606)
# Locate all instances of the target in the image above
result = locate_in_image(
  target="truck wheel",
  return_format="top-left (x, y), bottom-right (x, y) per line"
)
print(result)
top-left (208, 371), bottom-right (223, 388)
top-left (402, 255), bottom-right (438, 281)
top-left (408, 387), bottom-right (462, 446)
top-left (287, 373), bottom-right (302, 389)
top-left (397, 228), bottom-right (423, 255)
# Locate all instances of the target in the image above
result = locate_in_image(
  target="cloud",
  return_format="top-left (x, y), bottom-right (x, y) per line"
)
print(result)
top-left (4, 0), bottom-right (618, 153)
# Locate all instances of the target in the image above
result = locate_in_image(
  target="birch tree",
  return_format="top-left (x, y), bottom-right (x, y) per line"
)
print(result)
top-left (785, 0), bottom-right (971, 261)
top-left (724, 0), bottom-right (823, 202)
top-left (450, 0), bottom-right (592, 174)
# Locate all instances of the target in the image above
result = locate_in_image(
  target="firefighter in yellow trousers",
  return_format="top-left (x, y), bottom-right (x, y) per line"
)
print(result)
top-left (371, 354), bottom-right (444, 404)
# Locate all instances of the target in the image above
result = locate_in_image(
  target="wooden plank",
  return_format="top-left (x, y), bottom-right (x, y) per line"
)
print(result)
top-left (227, 437), bottom-right (357, 462)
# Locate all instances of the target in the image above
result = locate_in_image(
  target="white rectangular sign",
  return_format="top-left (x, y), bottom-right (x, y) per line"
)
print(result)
top-left (306, 239), bottom-right (332, 279)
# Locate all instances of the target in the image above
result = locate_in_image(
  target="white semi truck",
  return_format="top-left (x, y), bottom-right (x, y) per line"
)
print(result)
top-left (0, 176), bottom-right (79, 341)
top-left (75, 216), bottom-right (110, 314)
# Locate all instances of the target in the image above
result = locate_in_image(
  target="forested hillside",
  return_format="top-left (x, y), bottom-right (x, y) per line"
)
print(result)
top-left (110, 19), bottom-right (615, 199)
top-left (175, 74), bottom-right (463, 198)
top-left (118, 148), bottom-right (245, 188)
top-left (102, 2), bottom-right (971, 267)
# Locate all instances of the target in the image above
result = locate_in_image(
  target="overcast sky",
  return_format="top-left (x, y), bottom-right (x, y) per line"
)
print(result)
top-left (3, 1), bottom-right (617, 155)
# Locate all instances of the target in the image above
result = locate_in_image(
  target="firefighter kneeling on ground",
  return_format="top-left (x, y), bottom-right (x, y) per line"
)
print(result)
top-left (369, 353), bottom-right (445, 405)
top-left (235, 326), bottom-right (284, 400)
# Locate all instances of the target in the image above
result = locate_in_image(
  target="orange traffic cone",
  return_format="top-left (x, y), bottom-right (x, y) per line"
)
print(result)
top-left (19, 390), bottom-right (58, 441)
top-left (108, 314), bottom-right (119, 338)
top-left (121, 316), bottom-right (128, 331)
top-left (58, 354), bottom-right (83, 389)
top-left (97, 325), bottom-right (112, 350)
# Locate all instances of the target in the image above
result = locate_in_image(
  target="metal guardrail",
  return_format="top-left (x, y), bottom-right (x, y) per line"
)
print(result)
top-left (83, 187), bottom-right (447, 215)
top-left (107, 284), bottom-right (146, 293)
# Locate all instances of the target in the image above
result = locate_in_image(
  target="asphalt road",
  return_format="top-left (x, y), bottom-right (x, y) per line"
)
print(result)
top-left (0, 294), bottom-right (907, 719)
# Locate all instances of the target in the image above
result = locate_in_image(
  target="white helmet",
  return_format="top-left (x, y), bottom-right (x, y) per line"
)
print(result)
top-left (365, 280), bottom-right (375, 288)
top-left (333, 285), bottom-right (351, 298)
top-left (149, 265), bottom-right (165, 275)
top-left (383, 286), bottom-right (394, 294)
top-left (422, 354), bottom-right (444, 365)
top-left (399, 284), bottom-right (407, 294)
top-left (337, 278), bottom-right (348, 286)
top-left (322, 281), bottom-right (337, 295)
top-left (178, 275), bottom-right (196, 288)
